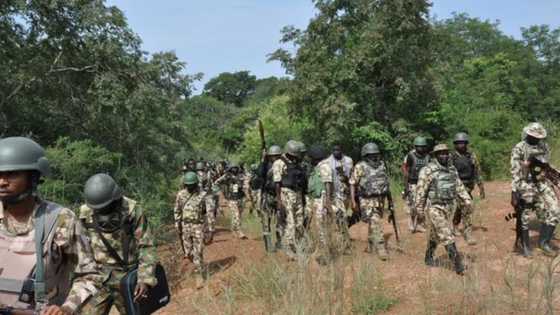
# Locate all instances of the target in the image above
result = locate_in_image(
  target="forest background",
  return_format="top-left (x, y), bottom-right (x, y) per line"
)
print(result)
top-left (2, 0), bottom-right (560, 227)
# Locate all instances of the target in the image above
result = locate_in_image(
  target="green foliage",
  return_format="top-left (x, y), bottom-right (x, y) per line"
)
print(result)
top-left (203, 71), bottom-right (257, 107)
top-left (40, 137), bottom-right (122, 207)
top-left (237, 95), bottom-right (311, 164)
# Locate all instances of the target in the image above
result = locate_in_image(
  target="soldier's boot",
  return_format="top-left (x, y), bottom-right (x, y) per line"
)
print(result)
top-left (205, 231), bottom-right (214, 245)
top-left (538, 224), bottom-right (557, 257)
top-left (463, 228), bottom-right (477, 246)
top-left (237, 231), bottom-right (248, 240)
top-left (275, 231), bottom-right (283, 250)
top-left (376, 242), bottom-right (388, 261)
top-left (408, 217), bottom-right (415, 232)
top-left (520, 229), bottom-right (532, 257)
top-left (445, 243), bottom-right (465, 275)
top-left (424, 240), bottom-right (437, 267)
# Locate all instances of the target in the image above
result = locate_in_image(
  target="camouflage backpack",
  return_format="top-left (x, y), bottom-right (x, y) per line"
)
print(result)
top-left (358, 162), bottom-right (389, 197)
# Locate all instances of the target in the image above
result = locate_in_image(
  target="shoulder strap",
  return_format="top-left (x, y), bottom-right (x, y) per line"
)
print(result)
top-left (34, 202), bottom-right (63, 307)
top-left (92, 215), bottom-right (131, 270)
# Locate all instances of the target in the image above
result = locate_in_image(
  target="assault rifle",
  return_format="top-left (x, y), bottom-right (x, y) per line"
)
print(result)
top-left (387, 192), bottom-right (400, 244)
top-left (529, 156), bottom-right (560, 185)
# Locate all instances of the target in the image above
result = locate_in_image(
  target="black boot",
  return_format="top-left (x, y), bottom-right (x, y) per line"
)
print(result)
top-left (263, 234), bottom-right (275, 253)
top-left (520, 229), bottom-right (532, 257)
top-left (539, 224), bottom-right (557, 257)
top-left (445, 243), bottom-right (465, 275)
top-left (425, 240), bottom-right (437, 266)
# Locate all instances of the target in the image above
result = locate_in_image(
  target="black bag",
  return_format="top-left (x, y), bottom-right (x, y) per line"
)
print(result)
top-left (120, 263), bottom-right (171, 315)
top-left (92, 216), bottom-right (171, 315)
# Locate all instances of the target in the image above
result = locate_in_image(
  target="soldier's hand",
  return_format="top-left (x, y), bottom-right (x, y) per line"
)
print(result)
top-left (134, 283), bottom-right (150, 302)
top-left (41, 305), bottom-right (70, 315)
top-left (479, 184), bottom-right (486, 200)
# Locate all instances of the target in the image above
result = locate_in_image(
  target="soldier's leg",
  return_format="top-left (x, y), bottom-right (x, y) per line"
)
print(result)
top-left (408, 184), bottom-right (425, 232)
top-left (205, 195), bottom-right (216, 242)
top-left (314, 198), bottom-right (329, 258)
top-left (230, 199), bottom-right (246, 239)
top-left (294, 195), bottom-right (305, 242)
top-left (183, 224), bottom-right (194, 262)
top-left (281, 190), bottom-right (298, 256)
top-left (536, 184), bottom-right (560, 255)
top-left (333, 197), bottom-right (351, 254)
top-left (258, 202), bottom-right (274, 252)
top-left (193, 223), bottom-right (206, 288)
top-left (429, 206), bottom-right (464, 274)
top-left (370, 199), bottom-right (387, 260)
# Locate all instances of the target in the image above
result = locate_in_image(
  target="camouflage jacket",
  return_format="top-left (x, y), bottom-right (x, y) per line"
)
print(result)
top-left (174, 189), bottom-right (207, 225)
top-left (349, 160), bottom-right (390, 197)
top-left (511, 140), bottom-right (551, 192)
top-left (79, 197), bottom-right (158, 287)
top-left (0, 198), bottom-right (102, 314)
top-left (197, 170), bottom-right (212, 192)
top-left (415, 161), bottom-right (472, 215)
top-left (325, 154), bottom-right (353, 199)
top-left (449, 150), bottom-right (483, 185)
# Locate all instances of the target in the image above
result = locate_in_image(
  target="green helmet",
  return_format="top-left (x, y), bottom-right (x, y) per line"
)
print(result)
top-left (196, 162), bottom-right (205, 171)
top-left (84, 174), bottom-right (123, 210)
top-left (308, 144), bottom-right (328, 161)
top-left (432, 143), bottom-right (449, 153)
top-left (453, 132), bottom-right (469, 143)
top-left (228, 161), bottom-right (240, 169)
top-left (361, 143), bottom-right (380, 156)
top-left (0, 137), bottom-right (50, 176)
top-left (296, 141), bottom-right (307, 153)
top-left (284, 140), bottom-right (302, 158)
top-left (268, 145), bottom-right (282, 156)
top-left (413, 136), bottom-right (428, 147)
top-left (183, 171), bottom-right (198, 185)
top-left (525, 122), bottom-right (547, 139)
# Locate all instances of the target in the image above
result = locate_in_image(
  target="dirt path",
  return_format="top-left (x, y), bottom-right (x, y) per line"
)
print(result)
top-left (155, 182), bottom-right (560, 314)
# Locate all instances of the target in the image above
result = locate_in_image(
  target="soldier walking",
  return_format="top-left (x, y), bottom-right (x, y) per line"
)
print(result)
top-left (402, 136), bottom-right (430, 232)
top-left (350, 143), bottom-right (391, 261)
top-left (450, 132), bottom-right (485, 245)
top-left (174, 172), bottom-right (208, 288)
top-left (80, 174), bottom-right (158, 314)
top-left (196, 162), bottom-right (217, 243)
top-left (214, 162), bottom-right (248, 239)
top-left (511, 122), bottom-right (560, 257)
top-left (416, 144), bottom-right (471, 275)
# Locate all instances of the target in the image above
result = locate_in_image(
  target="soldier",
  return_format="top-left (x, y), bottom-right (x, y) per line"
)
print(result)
top-left (324, 144), bottom-right (353, 253)
top-left (182, 159), bottom-right (197, 173)
top-left (174, 172), bottom-right (207, 288)
top-left (350, 143), bottom-right (391, 260)
top-left (214, 161), bottom-right (247, 239)
top-left (79, 174), bottom-right (158, 314)
top-left (511, 122), bottom-right (560, 257)
top-left (253, 145), bottom-right (282, 252)
top-left (305, 144), bottom-right (333, 264)
top-left (416, 144), bottom-right (471, 275)
top-left (450, 132), bottom-right (485, 245)
top-left (0, 137), bottom-right (101, 314)
top-left (297, 142), bottom-right (313, 231)
top-left (402, 136), bottom-right (430, 232)
top-left (273, 140), bottom-right (306, 257)
top-left (196, 162), bottom-right (217, 243)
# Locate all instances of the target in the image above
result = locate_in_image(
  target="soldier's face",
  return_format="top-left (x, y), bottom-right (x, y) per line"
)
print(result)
top-left (415, 146), bottom-right (428, 155)
top-left (0, 171), bottom-right (29, 201)
top-left (436, 151), bottom-right (450, 166)
top-left (186, 184), bottom-right (198, 193)
top-left (365, 154), bottom-right (381, 163)
top-left (333, 146), bottom-right (343, 160)
top-left (526, 135), bottom-right (540, 146)
top-left (454, 142), bottom-right (467, 152)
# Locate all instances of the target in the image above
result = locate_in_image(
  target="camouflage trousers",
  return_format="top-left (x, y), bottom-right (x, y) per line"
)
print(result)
top-left (204, 194), bottom-right (217, 236)
top-left (405, 183), bottom-right (417, 216)
top-left (80, 270), bottom-right (128, 315)
top-left (226, 199), bottom-right (244, 235)
top-left (427, 204), bottom-right (455, 246)
top-left (181, 222), bottom-right (205, 272)
top-left (258, 192), bottom-right (275, 237)
top-left (314, 196), bottom-right (350, 253)
top-left (360, 197), bottom-right (385, 248)
top-left (280, 188), bottom-right (304, 249)
top-left (521, 182), bottom-right (560, 230)
top-left (453, 184), bottom-right (474, 233)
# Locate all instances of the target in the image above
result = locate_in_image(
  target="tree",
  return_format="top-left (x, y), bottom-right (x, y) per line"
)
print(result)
top-left (202, 71), bottom-right (257, 107)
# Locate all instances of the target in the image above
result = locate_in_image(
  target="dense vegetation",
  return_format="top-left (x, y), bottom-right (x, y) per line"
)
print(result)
top-left (1, 0), bottom-right (559, 226)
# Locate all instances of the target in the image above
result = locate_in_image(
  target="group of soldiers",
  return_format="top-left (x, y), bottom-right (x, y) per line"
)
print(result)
top-left (0, 121), bottom-right (557, 313)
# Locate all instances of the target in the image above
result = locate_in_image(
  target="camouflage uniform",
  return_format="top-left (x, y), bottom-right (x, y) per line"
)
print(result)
top-left (350, 160), bottom-right (390, 256)
top-left (450, 150), bottom-right (483, 239)
top-left (197, 169), bottom-right (217, 238)
top-left (403, 150), bottom-right (430, 230)
top-left (415, 161), bottom-right (472, 246)
top-left (511, 141), bottom-right (560, 230)
top-left (79, 197), bottom-right (158, 315)
top-left (254, 162), bottom-right (278, 250)
top-left (272, 156), bottom-right (305, 251)
top-left (315, 158), bottom-right (351, 254)
top-left (173, 188), bottom-right (207, 272)
top-left (214, 172), bottom-right (246, 237)
top-left (0, 199), bottom-right (101, 314)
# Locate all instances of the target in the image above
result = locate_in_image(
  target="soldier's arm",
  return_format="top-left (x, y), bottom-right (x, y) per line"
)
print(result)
top-left (134, 208), bottom-right (158, 287)
top-left (349, 165), bottom-right (360, 211)
top-left (173, 191), bottom-right (185, 230)
top-left (59, 210), bottom-right (103, 314)
top-left (414, 168), bottom-right (431, 217)
top-left (510, 145), bottom-right (524, 191)
top-left (456, 172), bottom-right (473, 206)
top-left (472, 153), bottom-right (483, 185)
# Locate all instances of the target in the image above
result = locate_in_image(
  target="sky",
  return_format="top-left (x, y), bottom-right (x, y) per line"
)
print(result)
top-left (106, 0), bottom-right (560, 92)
